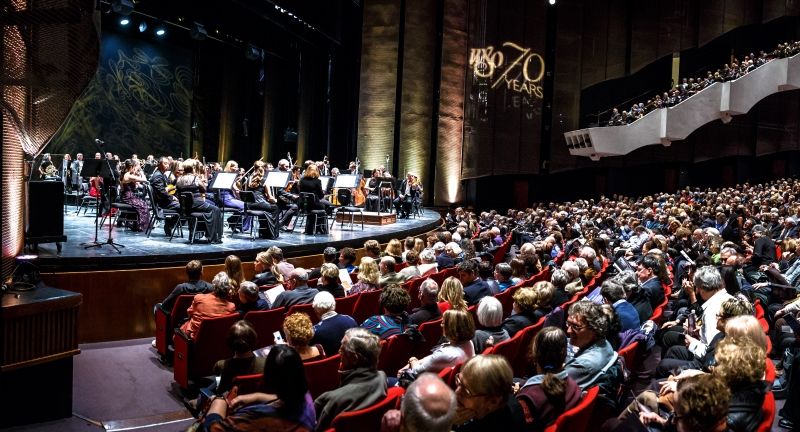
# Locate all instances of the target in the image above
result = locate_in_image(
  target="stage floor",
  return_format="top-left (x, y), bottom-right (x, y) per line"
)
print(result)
top-left (34, 205), bottom-right (441, 271)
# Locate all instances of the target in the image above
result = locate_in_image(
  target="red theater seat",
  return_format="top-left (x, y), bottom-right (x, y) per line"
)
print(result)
top-left (304, 354), bottom-right (341, 399)
top-left (154, 294), bottom-right (194, 362)
top-left (243, 307), bottom-right (285, 348)
top-left (544, 386), bottom-right (600, 432)
top-left (329, 386), bottom-right (405, 432)
top-left (173, 313), bottom-right (240, 389)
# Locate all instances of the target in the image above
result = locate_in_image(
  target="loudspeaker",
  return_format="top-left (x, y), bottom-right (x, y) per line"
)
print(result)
top-left (26, 181), bottom-right (65, 238)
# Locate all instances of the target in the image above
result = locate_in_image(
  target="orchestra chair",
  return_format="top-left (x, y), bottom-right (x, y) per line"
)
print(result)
top-left (219, 200), bottom-right (244, 236)
top-left (330, 188), bottom-right (364, 231)
top-left (756, 391), bottom-right (776, 432)
top-left (173, 313), bottom-right (239, 389)
top-left (543, 386), bottom-right (600, 432)
top-left (409, 192), bottom-right (423, 218)
top-left (415, 317), bottom-right (444, 358)
top-left (285, 303), bottom-right (321, 324)
top-left (243, 308), bottom-right (286, 349)
top-left (146, 184), bottom-right (181, 238)
top-left (154, 294), bottom-right (195, 363)
top-left (238, 190), bottom-right (275, 241)
top-left (230, 373), bottom-right (263, 395)
top-left (295, 192), bottom-right (328, 235)
top-left (335, 293), bottom-right (360, 318)
top-left (99, 197), bottom-right (139, 232)
top-left (352, 289), bottom-right (383, 324)
top-left (329, 386), bottom-right (405, 432)
top-left (377, 334), bottom-right (416, 378)
top-left (304, 354), bottom-right (341, 399)
top-left (76, 190), bottom-right (98, 216)
top-left (176, 192), bottom-right (207, 244)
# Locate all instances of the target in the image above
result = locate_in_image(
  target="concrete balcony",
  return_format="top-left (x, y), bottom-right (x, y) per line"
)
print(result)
top-left (564, 53), bottom-right (800, 160)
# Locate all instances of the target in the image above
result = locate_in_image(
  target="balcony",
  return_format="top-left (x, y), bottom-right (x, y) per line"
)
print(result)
top-left (564, 53), bottom-right (800, 160)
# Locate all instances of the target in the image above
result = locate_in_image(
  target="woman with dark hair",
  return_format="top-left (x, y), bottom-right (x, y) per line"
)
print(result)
top-left (176, 158), bottom-right (223, 244)
top-left (719, 265), bottom-right (748, 300)
top-left (516, 327), bottom-right (581, 432)
top-left (203, 345), bottom-right (316, 431)
top-left (119, 158), bottom-right (150, 232)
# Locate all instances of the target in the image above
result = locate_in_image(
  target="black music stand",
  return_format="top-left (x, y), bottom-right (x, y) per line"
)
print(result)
top-left (83, 156), bottom-right (124, 253)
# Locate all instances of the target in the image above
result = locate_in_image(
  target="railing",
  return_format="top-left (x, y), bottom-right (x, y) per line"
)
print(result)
top-left (564, 52), bottom-right (800, 160)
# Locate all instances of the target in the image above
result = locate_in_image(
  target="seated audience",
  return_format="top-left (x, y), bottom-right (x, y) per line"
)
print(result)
top-left (361, 285), bottom-right (411, 340)
top-left (236, 281), bottom-right (270, 315)
top-left (636, 374), bottom-right (731, 432)
top-left (399, 308), bottom-right (476, 378)
top-left (338, 247), bottom-right (357, 273)
top-left (564, 300), bottom-right (616, 389)
top-left (516, 326), bottom-right (581, 432)
top-left (363, 239), bottom-right (381, 260)
top-left (472, 296), bottom-right (509, 353)
top-left (458, 260), bottom-right (492, 306)
top-left (379, 256), bottom-right (407, 288)
top-left (268, 246), bottom-right (295, 282)
top-left (438, 276), bottom-right (468, 313)
top-left (156, 259), bottom-right (212, 314)
top-left (272, 268), bottom-right (319, 309)
top-left (418, 249), bottom-right (439, 277)
top-left (283, 312), bottom-right (325, 362)
top-left (213, 320), bottom-right (266, 394)
top-left (317, 263), bottom-right (345, 298)
top-left (252, 251), bottom-right (278, 286)
top-left (549, 269), bottom-right (572, 307)
top-left (203, 345), bottom-right (315, 431)
top-left (179, 272), bottom-right (236, 340)
top-left (383, 238), bottom-right (404, 264)
top-left (600, 279), bottom-right (640, 332)
top-left (452, 355), bottom-right (526, 432)
top-left (399, 250), bottom-right (422, 280)
top-left (224, 254), bottom-right (245, 298)
top-left (311, 291), bottom-right (358, 356)
top-left (408, 279), bottom-right (442, 325)
top-left (308, 247), bottom-right (338, 280)
top-left (314, 328), bottom-right (388, 431)
top-left (349, 256), bottom-right (380, 294)
top-left (502, 282), bottom-right (553, 337)
top-left (494, 262), bottom-right (515, 292)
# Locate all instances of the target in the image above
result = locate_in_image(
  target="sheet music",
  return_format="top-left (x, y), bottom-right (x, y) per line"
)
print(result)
top-left (265, 171), bottom-right (291, 188)
top-left (334, 174), bottom-right (359, 188)
top-left (339, 269), bottom-right (353, 293)
top-left (210, 172), bottom-right (237, 189)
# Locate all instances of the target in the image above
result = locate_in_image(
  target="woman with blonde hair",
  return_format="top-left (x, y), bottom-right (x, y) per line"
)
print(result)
top-left (283, 312), bottom-right (326, 362)
top-left (438, 276), bottom-right (468, 313)
top-left (502, 282), bottom-right (553, 337)
top-left (349, 256), bottom-right (380, 294)
top-left (383, 238), bottom-right (403, 264)
top-left (224, 255), bottom-right (245, 299)
top-left (452, 355), bottom-right (526, 431)
top-left (724, 315), bottom-right (768, 352)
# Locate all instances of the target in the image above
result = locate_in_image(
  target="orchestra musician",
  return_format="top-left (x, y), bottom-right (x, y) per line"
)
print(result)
top-left (71, 153), bottom-right (84, 192)
top-left (219, 160), bottom-right (250, 233)
top-left (393, 171), bottom-right (422, 219)
top-left (274, 159), bottom-right (299, 230)
top-left (365, 168), bottom-right (390, 212)
top-left (119, 159), bottom-right (151, 232)
top-left (298, 163), bottom-right (331, 212)
top-left (175, 159), bottom-right (223, 244)
top-left (246, 161), bottom-right (282, 239)
top-left (347, 161), bottom-right (358, 175)
top-left (150, 157), bottom-right (181, 236)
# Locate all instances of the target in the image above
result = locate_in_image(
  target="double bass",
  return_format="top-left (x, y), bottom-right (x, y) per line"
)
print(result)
top-left (352, 157), bottom-right (366, 207)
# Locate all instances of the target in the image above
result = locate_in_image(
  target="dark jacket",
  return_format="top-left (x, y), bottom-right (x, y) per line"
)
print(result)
top-left (551, 288), bottom-right (570, 308)
top-left (408, 303), bottom-right (442, 326)
top-left (613, 300), bottom-right (641, 332)
top-left (314, 367), bottom-right (388, 431)
top-left (502, 308), bottom-right (548, 337)
top-left (453, 394), bottom-right (526, 432)
top-left (160, 279), bottom-right (213, 313)
top-left (312, 313), bottom-right (358, 356)
top-left (640, 277), bottom-right (664, 309)
top-left (252, 272), bottom-right (278, 287)
top-left (727, 381), bottom-right (766, 432)
top-left (463, 278), bottom-right (493, 306)
top-left (318, 282), bottom-right (346, 299)
top-left (629, 291), bottom-right (653, 324)
top-left (436, 253), bottom-right (455, 269)
top-left (272, 285), bottom-right (320, 309)
top-left (298, 177), bottom-right (325, 200)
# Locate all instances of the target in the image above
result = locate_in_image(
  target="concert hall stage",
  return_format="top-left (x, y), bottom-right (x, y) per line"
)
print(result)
top-left (35, 206), bottom-right (442, 272)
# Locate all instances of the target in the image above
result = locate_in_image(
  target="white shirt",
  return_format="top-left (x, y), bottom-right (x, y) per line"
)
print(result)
top-left (689, 289), bottom-right (733, 358)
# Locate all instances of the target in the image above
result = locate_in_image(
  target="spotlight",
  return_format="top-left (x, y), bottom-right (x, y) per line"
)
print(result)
top-left (155, 27), bottom-right (166, 36)
top-left (548, 0), bottom-right (556, 4)
top-left (191, 22), bottom-right (207, 40)
top-left (120, 18), bottom-right (130, 26)
top-left (111, 0), bottom-right (134, 16)
top-left (138, 21), bottom-right (148, 32)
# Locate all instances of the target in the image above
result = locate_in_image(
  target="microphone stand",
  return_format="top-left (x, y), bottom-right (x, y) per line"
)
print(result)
top-left (84, 139), bottom-right (124, 253)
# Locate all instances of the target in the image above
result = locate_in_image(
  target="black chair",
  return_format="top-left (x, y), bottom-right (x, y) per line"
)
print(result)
top-left (177, 192), bottom-right (207, 244)
top-left (99, 186), bottom-right (140, 230)
top-left (239, 191), bottom-right (279, 240)
top-left (331, 188), bottom-right (364, 231)
top-left (145, 184), bottom-right (181, 238)
top-left (298, 192), bottom-right (328, 235)
top-left (220, 203), bottom-right (244, 235)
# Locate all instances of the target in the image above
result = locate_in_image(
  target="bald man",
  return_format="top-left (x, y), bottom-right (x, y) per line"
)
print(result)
top-left (381, 372), bottom-right (456, 432)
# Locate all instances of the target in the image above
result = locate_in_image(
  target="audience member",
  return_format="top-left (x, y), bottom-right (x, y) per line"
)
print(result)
top-left (438, 276), bottom-right (468, 313)
top-left (408, 279), bottom-right (442, 325)
top-left (380, 373), bottom-right (457, 432)
top-left (399, 309), bottom-right (476, 378)
top-left (236, 281), bottom-right (270, 314)
top-left (361, 286), bottom-right (411, 340)
top-left (502, 282), bottom-right (553, 337)
top-left (179, 272), bottom-right (236, 340)
top-left (283, 312), bottom-right (325, 362)
top-left (349, 256), bottom-right (380, 294)
top-left (272, 268), bottom-right (319, 309)
top-left (564, 301), bottom-right (616, 389)
top-left (379, 256), bottom-right (407, 288)
top-left (156, 259), bottom-right (212, 314)
top-left (452, 355), bottom-right (526, 431)
top-left (472, 296), bottom-right (509, 353)
top-left (311, 291), bottom-right (357, 355)
top-left (318, 263), bottom-right (345, 298)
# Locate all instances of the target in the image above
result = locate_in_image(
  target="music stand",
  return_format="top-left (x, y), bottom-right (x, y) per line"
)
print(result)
top-left (320, 176), bottom-right (332, 194)
top-left (143, 163), bottom-right (157, 176)
top-left (211, 172), bottom-right (237, 190)
top-left (265, 171), bottom-right (290, 188)
top-left (333, 174), bottom-right (358, 189)
top-left (83, 155), bottom-right (124, 253)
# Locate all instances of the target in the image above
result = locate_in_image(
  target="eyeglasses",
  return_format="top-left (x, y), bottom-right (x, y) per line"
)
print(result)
top-left (455, 373), bottom-right (486, 398)
top-left (566, 321), bottom-right (587, 331)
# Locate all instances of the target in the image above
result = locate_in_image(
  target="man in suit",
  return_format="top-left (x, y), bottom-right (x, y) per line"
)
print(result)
top-left (600, 280), bottom-right (640, 331)
top-left (149, 157), bottom-right (181, 235)
top-left (434, 242), bottom-right (455, 269)
top-left (458, 260), bottom-right (492, 306)
top-left (272, 269), bottom-right (319, 309)
top-left (70, 153), bottom-right (84, 191)
top-left (637, 254), bottom-right (664, 309)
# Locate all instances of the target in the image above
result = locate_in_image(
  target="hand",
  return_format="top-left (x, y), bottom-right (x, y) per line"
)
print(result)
top-left (775, 307), bottom-right (787, 319)
top-left (684, 334), bottom-right (698, 348)
top-left (638, 411), bottom-right (668, 427)
top-left (661, 320), bottom-right (678, 329)
top-left (380, 409), bottom-right (402, 432)
top-left (752, 282), bottom-right (769, 290)
top-left (229, 392), bottom-right (272, 410)
top-left (658, 380), bottom-right (678, 397)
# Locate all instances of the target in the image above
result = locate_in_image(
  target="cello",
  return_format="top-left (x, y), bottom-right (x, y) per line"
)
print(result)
top-left (352, 156), bottom-right (366, 207)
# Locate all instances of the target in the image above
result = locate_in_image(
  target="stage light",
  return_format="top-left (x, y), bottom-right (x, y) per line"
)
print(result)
top-left (548, 0), bottom-right (556, 4)
top-left (138, 21), bottom-right (148, 32)
top-left (120, 18), bottom-right (130, 26)
top-left (111, 0), bottom-right (134, 16)
top-left (155, 27), bottom-right (166, 36)
top-left (190, 22), bottom-right (207, 40)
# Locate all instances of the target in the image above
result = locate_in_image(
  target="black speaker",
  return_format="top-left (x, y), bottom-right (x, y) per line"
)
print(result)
top-left (27, 181), bottom-right (65, 238)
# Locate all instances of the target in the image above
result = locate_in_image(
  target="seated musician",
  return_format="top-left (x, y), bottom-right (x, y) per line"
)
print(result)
top-left (175, 159), bottom-right (223, 244)
top-left (393, 172), bottom-right (423, 218)
top-left (273, 159), bottom-right (298, 230)
top-left (365, 168), bottom-right (383, 212)
top-left (246, 161), bottom-right (281, 239)
top-left (150, 157), bottom-right (180, 236)
top-left (298, 164), bottom-right (331, 212)
top-left (219, 160), bottom-right (250, 233)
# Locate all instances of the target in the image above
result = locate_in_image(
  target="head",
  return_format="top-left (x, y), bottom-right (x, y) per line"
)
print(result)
top-left (401, 373), bottom-right (457, 432)
top-left (419, 279), bottom-right (439, 306)
top-left (304, 163), bottom-right (320, 178)
top-left (287, 268), bottom-right (310, 288)
top-left (224, 255), bottom-right (244, 283)
top-left (531, 326), bottom-right (568, 374)
top-left (494, 263), bottom-right (512, 282)
top-left (340, 327), bottom-right (381, 370)
top-left (514, 281), bottom-right (554, 314)
top-left (693, 266), bottom-right (723, 301)
top-left (380, 286), bottom-right (411, 314)
top-left (227, 320), bottom-right (258, 354)
top-left (405, 249), bottom-right (419, 266)
top-left (356, 256), bottom-right (380, 284)
top-left (456, 355), bottom-right (514, 420)
top-left (238, 281), bottom-right (260, 304)
top-left (445, 242), bottom-right (462, 258)
top-left (312, 291), bottom-right (336, 318)
top-left (385, 238), bottom-right (403, 257)
top-left (457, 260), bottom-right (478, 285)
top-left (364, 240), bottom-right (381, 258)
top-left (476, 296), bottom-right (504, 328)
top-left (672, 375), bottom-right (730, 432)
top-left (267, 246), bottom-right (285, 263)
top-left (600, 279), bottom-right (627, 304)
top-left (262, 345), bottom-right (308, 408)
top-left (224, 160), bottom-right (239, 173)
top-left (438, 276), bottom-right (467, 311)
top-left (636, 255), bottom-right (659, 282)
top-left (442, 308), bottom-right (476, 344)
top-left (561, 261), bottom-right (580, 280)
top-left (723, 315), bottom-right (767, 351)
top-left (550, 269), bottom-right (570, 289)
top-left (339, 247), bottom-right (357, 267)
top-left (323, 247), bottom-right (338, 263)
top-left (185, 259), bottom-right (203, 280)
top-left (320, 263), bottom-right (340, 285)
top-left (211, 272), bottom-right (232, 299)
top-left (713, 337), bottom-right (765, 387)
top-left (283, 312), bottom-right (314, 349)
top-left (566, 301), bottom-right (607, 349)
top-left (380, 256), bottom-right (397, 274)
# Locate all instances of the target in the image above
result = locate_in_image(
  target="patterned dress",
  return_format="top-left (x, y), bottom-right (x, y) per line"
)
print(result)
top-left (120, 181), bottom-right (150, 231)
